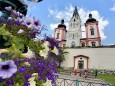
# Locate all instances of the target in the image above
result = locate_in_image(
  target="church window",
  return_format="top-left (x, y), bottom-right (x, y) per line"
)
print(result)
top-left (90, 29), bottom-right (94, 35)
top-left (74, 19), bottom-right (76, 22)
top-left (73, 34), bottom-right (74, 39)
top-left (91, 42), bottom-right (96, 47)
top-left (71, 41), bottom-right (75, 48)
top-left (57, 33), bottom-right (60, 39)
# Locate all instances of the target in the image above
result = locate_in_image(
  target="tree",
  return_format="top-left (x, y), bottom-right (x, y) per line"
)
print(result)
top-left (57, 47), bottom-right (69, 68)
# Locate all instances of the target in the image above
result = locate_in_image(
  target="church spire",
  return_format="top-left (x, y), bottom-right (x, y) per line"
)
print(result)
top-left (73, 6), bottom-right (78, 17)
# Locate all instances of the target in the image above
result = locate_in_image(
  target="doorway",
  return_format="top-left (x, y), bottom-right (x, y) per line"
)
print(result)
top-left (74, 55), bottom-right (89, 70)
top-left (78, 60), bottom-right (84, 69)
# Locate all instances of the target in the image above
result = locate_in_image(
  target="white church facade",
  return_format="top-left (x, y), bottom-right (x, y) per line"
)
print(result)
top-left (54, 6), bottom-right (115, 70)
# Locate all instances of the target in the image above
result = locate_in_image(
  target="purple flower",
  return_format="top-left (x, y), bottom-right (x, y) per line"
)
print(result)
top-left (23, 58), bottom-right (30, 62)
top-left (24, 18), bottom-right (32, 27)
top-left (12, 10), bottom-right (19, 17)
top-left (24, 82), bottom-right (30, 86)
top-left (0, 60), bottom-right (17, 79)
top-left (14, 21), bottom-right (20, 26)
top-left (14, 58), bottom-right (21, 66)
top-left (18, 66), bottom-right (26, 72)
top-left (10, 73), bottom-right (16, 78)
top-left (24, 74), bottom-right (30, 79)
top-left (6, 79), bottom-right (14, 85)
top-left (5, 6), bottom-right (12, 11)
top-left (0, 77), bottom-right (4, 82)
top-left (0, 18), bottom-right (6, 23)
top-left (34, 19), bottom-right (40, 27)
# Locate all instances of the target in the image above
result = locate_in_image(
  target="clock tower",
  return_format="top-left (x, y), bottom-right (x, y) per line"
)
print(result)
top-left (66, 6), bottom-right (82, 47)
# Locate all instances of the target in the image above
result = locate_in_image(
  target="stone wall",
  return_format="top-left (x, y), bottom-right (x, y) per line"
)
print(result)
top-left (61, 47), bottom-right (115, 70)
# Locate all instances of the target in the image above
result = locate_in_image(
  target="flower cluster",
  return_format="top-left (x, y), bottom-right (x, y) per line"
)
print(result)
top-left (0, 6), bottom-right (61, 86)
top-left (0, 6), bottom-right (44, 39)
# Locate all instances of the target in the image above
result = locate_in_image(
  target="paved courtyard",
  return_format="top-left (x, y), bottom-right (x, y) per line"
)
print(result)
top-left (55, 73), bottom-right (110, 86)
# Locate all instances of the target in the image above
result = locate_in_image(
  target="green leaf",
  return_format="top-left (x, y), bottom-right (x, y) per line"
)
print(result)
top-left (4, 41), bottom-right (11, 46)
top-left (0, 24), bottom-right (11, 36)
top-left (2, 35), bottom-right (8, 40)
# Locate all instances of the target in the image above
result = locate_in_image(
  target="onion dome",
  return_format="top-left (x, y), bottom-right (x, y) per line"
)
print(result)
top-left (58, 19), bottom-right (66, 28)
top-left (86, 14), bottom-right (96, 23)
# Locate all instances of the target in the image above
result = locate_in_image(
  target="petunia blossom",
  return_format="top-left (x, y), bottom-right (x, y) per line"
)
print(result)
top-left (39, 49), bottom-right (48, 58)
top-left (17, 29), bottom-right (24, 34)
top-left (42, 78), bottom-right (52, 86)
top-left (43, 41), bottom-right (50, 51)
top-left (28, 77), bottom-right (36, 86)
top-left (51, 46), bottom-right (59, 55)
top-left (5, 6), bottom-right (12, 11)
top-left (0, 60), bottom-right (17, 79)
top-left (39, 41), bottom-right (50, 58)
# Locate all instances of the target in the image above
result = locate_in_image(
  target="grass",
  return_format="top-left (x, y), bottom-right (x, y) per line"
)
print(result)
top-left (58, 67), bottom-right (69, 73)
top-left (97, 74), bottom-right (115, 84)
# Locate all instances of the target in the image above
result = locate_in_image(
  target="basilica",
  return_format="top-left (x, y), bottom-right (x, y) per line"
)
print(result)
top-left (54, 6), bottom-right (115, 70)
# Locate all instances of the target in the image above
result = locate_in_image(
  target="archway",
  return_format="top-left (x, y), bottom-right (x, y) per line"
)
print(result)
top-left (74, 55), bottom-right (89, 70)
top-left (71, 41), bottom-right (75, 48)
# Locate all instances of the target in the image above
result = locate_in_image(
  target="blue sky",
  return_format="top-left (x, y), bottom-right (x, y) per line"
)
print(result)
top-left (1, 0), bottom-right (115, 45)
top-left (25, 0), bottom-right (115, 45)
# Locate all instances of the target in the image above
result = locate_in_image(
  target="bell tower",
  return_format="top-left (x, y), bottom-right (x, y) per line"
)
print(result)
top-left (66, 6), bottom-right (82, 47)
top-left (84, 14), bottom-right (101, 47)
top-left (54, 19), bottom-right (67, 47)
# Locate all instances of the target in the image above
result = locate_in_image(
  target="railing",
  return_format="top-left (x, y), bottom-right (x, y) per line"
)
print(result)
top-left (54, 76), bottom-right (115, 86)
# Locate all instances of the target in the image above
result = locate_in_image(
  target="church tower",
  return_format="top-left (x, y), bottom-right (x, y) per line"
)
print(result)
top-left (66, 6), bottom-right (82, 47)
top-left (81, 14), bottom-right (101, 47)
top-left (54, 19), bottom-right (67, 47)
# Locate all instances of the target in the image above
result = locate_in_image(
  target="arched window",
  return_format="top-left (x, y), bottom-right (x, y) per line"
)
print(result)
top-left (74, 19), bottom-right (76, 22)
top-left (56, 33), bottom-right (60, 39)
top-left (73, 34), bottom-right (74, 39)
top-left (71, 41), bottom-right (75, 48)
top-left (90, 29), bottom-right (94, 35)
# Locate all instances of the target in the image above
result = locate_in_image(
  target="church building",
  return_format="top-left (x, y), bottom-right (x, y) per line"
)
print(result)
top-left (54, 6), bottom-right (101, 48)
top-left (54, 6), bottom-right (115, 71)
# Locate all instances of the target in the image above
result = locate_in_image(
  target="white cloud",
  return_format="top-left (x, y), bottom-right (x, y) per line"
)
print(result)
top-left (48, 5), bottom-right (74, 21)
top-left (48, 5), bottom-right (74, 31)
top-left (50, 23), bottom-right (59, 30)
top-left (110, 5), bottom-right (115, 11)
top-left (48, 5), bottom-right (109, 40)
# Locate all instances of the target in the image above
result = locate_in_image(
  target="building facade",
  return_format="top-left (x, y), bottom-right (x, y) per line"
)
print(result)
top-left (54, 6), bottom-right (101, 48)
top-left (54, 6), bottom-right (115, 71)
top-left (54, 19), bottom-right (67, 47)
top-left (61, 48), bottom-right (115, 70)
top-left (66, 6), bottom-right (82, 47)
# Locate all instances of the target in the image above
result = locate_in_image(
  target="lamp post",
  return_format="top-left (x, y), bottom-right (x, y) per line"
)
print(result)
top-left (0, 0), bottom-right (43, 19)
